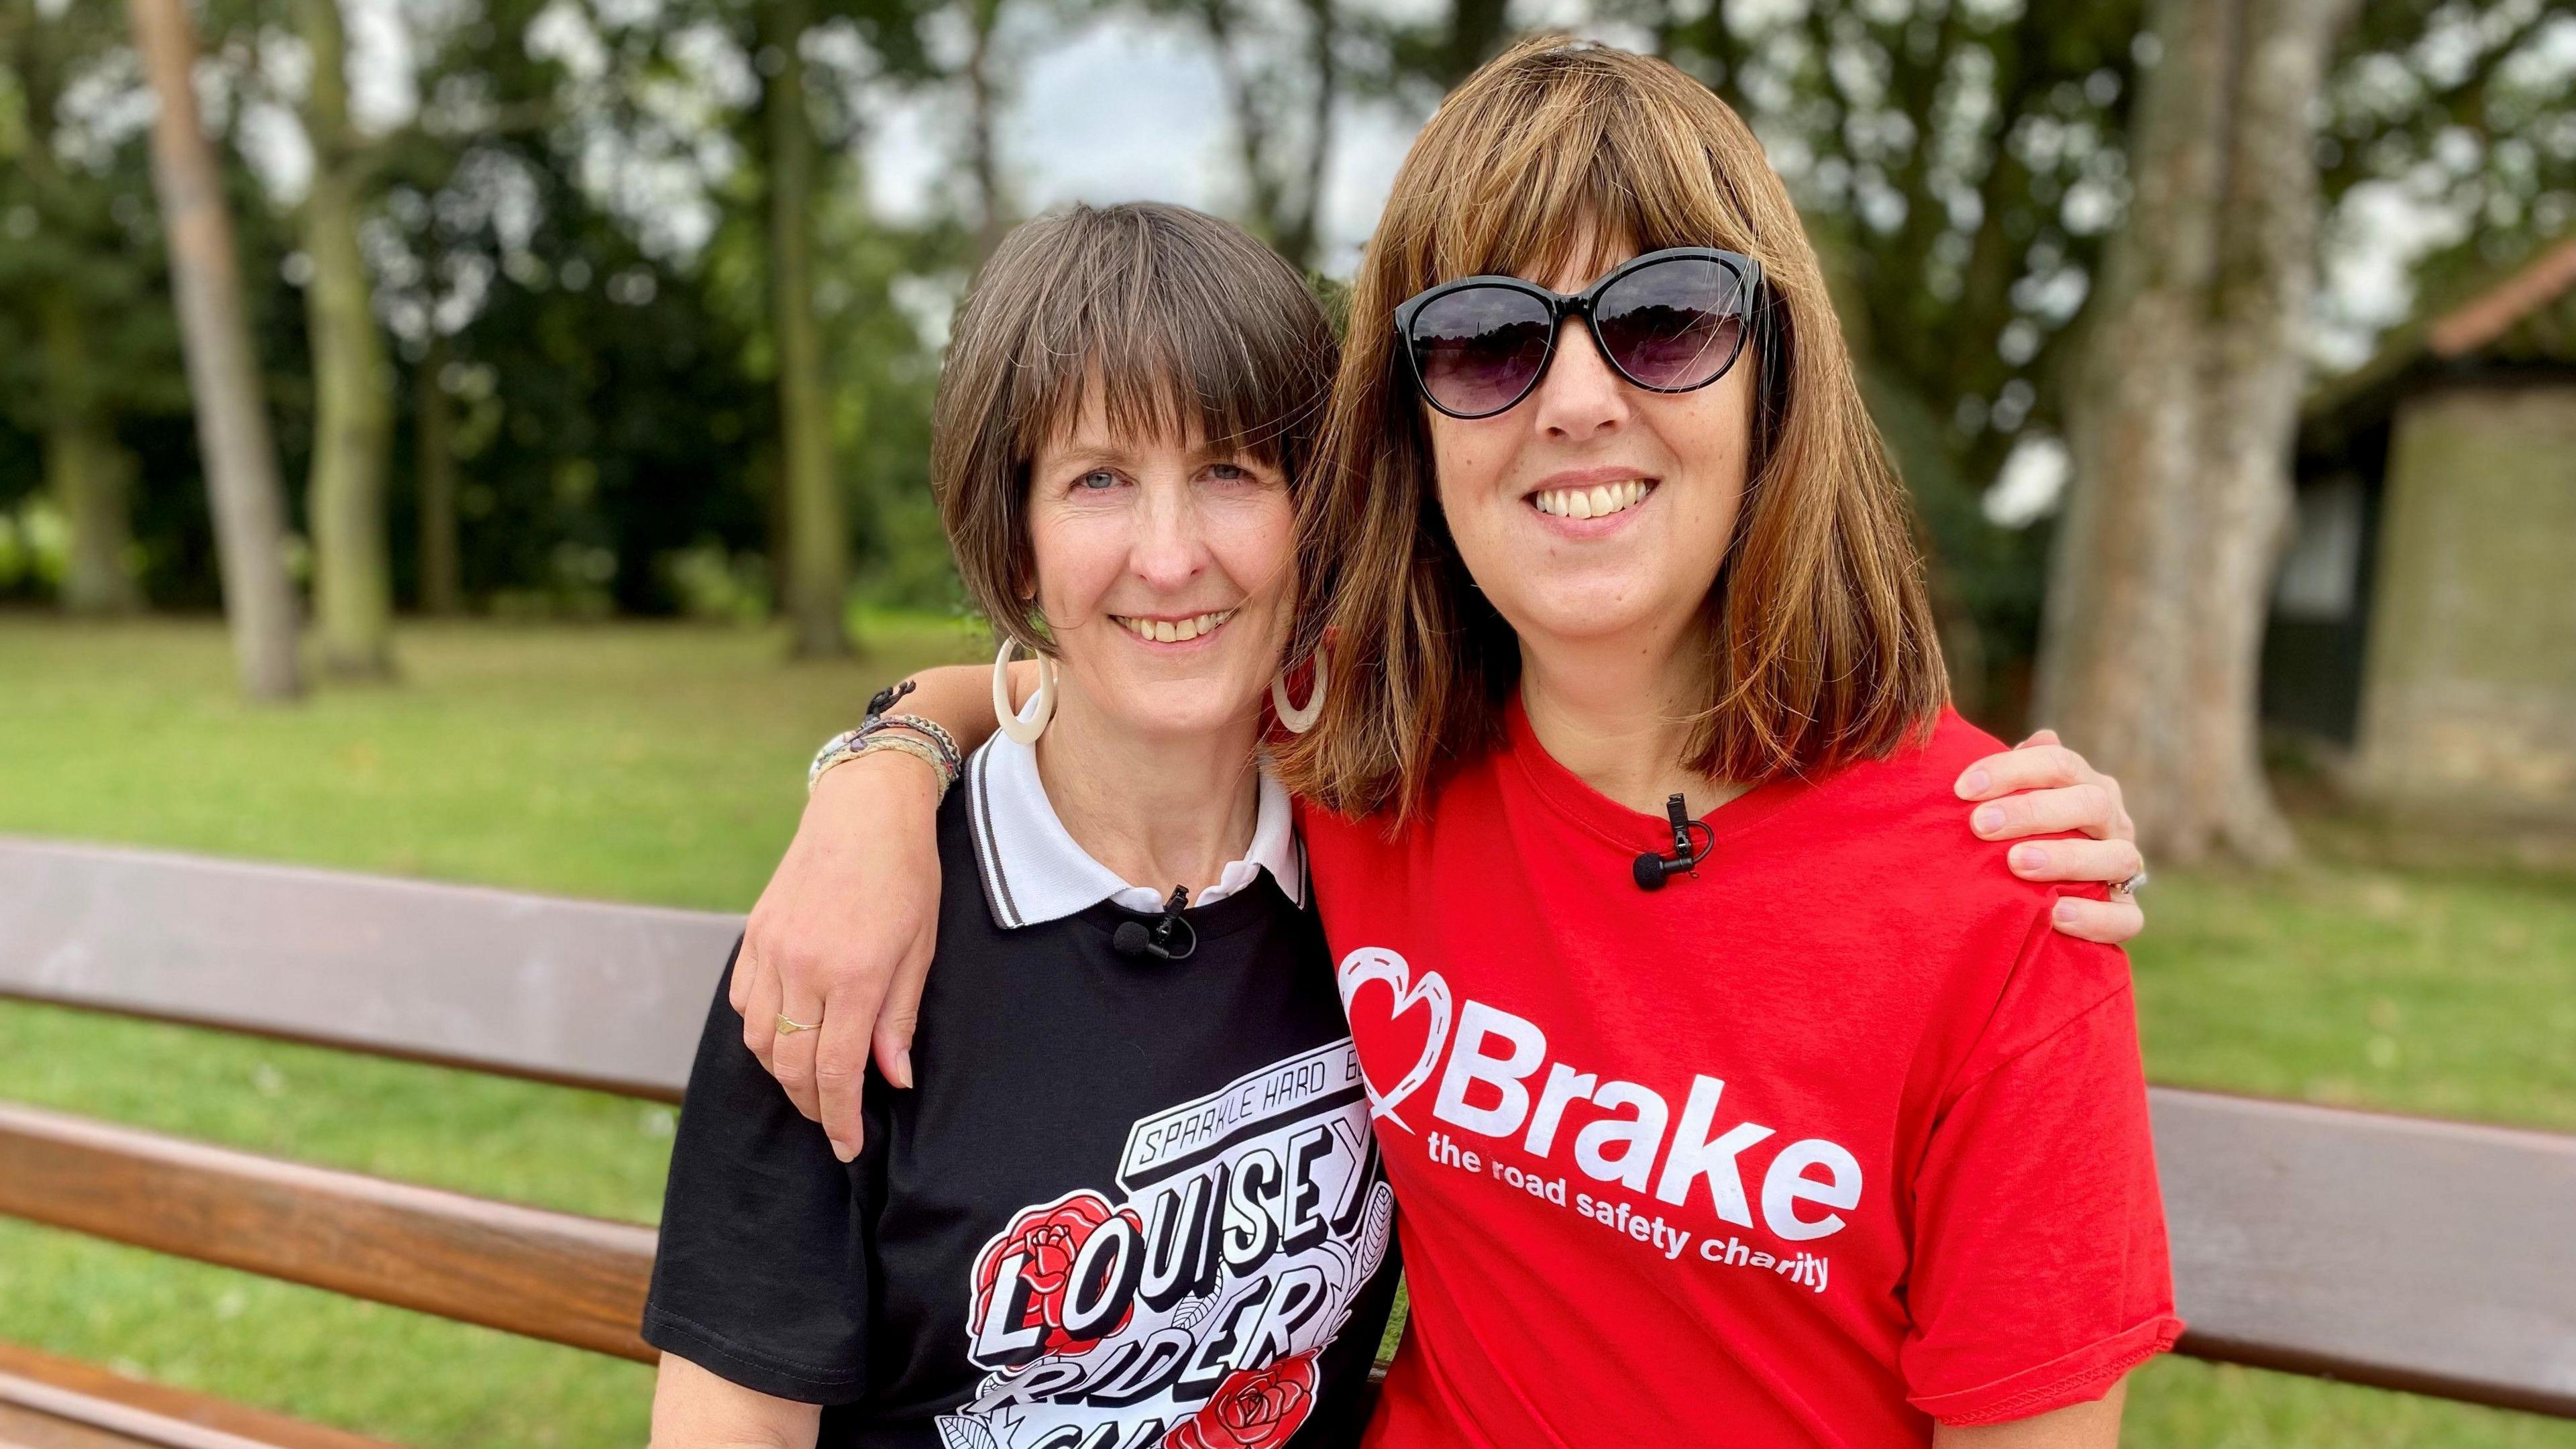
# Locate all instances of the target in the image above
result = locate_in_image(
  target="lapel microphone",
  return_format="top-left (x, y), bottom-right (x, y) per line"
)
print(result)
top-left (1114, 887), bottom-right (1198, 961)
top-left (1633, 793), bottom-right (1714, 891)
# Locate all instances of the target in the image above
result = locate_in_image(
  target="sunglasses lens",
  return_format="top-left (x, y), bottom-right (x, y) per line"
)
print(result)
top-left (1593, 256), bottom-right (1749, 392)
top-left (1409, 286), bottom-right (1554, 417)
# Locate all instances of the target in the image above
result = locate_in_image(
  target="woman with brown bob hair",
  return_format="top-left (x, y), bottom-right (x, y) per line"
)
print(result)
top-left (722, 36), bottom-right (2172, 1449)
top-left (645, 203), bottom-right (1401, 1448)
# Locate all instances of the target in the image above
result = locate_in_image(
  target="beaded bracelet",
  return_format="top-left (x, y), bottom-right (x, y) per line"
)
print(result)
top-left (832, 733), bottom-right (950, 794)
top-left (806, 681), bottom-right (965, 797)
top-left (808, 724), bottom-right (957, 797)
top-left (887, 712), bottom-right (960, 769)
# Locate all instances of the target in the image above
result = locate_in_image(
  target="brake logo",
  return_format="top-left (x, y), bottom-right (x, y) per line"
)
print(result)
top-left (1340, 949), bottom-right (1863, 1246)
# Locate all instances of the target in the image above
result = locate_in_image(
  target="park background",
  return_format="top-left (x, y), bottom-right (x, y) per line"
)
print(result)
top-left (2, 0), bottom-right (2573, 1444)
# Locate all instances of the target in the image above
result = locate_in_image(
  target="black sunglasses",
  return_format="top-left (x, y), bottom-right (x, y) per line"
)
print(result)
top-left (1395, 248), bottom-right (1763, 421)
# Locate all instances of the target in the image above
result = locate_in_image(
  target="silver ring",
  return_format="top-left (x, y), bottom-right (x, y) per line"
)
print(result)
top-left (2114, 869), bottom-right (2149, 897)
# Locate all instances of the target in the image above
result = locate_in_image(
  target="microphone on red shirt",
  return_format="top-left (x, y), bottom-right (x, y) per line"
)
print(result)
top-left (1633, 793), bottom-right (1715, 891)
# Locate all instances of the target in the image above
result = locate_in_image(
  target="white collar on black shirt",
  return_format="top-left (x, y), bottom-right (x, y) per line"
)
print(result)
top-left (963, 724), bottom-right (1304, 930)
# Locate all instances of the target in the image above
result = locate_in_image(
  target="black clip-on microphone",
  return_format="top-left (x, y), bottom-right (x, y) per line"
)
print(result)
top-left (1114, 887), bottom-right (1198, 961)
top-left (1632, 793), bottom-right (1714, 892)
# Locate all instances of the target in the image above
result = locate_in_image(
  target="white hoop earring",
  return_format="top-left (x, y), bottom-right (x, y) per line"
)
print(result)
top-left (1271, 652), bottom-right (1327, 735)
top-left (994, 637), bottom-right (1057, 745)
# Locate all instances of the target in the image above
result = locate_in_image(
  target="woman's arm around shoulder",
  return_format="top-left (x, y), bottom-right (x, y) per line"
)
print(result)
top-left (651, 1352), bottom-right (822, 1449)
top-left (1934, 1377), bottom-right (2128, 1449)
top-left (738, 672), bottom-right (2147, 1159)
top-left (731, 659), bottom-right (1020, 1161)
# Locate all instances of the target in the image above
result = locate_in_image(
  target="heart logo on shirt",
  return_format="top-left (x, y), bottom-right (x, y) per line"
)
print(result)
top-left (1335, 947), bottom-right (1451, 1134)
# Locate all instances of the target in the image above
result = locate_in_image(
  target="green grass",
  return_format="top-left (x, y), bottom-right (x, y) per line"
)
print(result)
top-left (0, 614), bottom-right (983, 1447)
top-left (2130, 861), bottom-right (2576, 1133)
top-left (0, 1003), bottom-right (679, 1448)
top-left (2, 616), bottom-right (2571, 1447)
top-left (0, 611), bottom-right (987, 909)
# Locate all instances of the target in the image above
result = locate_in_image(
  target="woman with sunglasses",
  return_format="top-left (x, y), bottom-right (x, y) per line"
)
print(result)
top-left (727, 38), bottom-right (2171, 1448)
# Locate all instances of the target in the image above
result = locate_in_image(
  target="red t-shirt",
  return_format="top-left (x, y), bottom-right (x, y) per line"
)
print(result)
top-left (1299, 702), bottom-right (2181, 1446)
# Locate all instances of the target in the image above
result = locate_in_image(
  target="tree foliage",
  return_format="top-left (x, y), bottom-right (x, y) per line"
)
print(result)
top-left (0, 0), bottom-right (2566, 709)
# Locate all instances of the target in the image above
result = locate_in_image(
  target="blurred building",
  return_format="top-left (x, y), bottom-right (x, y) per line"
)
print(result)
top-left (2265, 235), bottom-right (2576, 825)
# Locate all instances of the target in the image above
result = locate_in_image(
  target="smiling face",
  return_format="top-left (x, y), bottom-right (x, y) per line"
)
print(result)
top-left (1275, 41), bottom-right (1947, 821)
top-left (1424, 241), bottom-right (1754, 663)
top-left (1022, 388), bottom-right (1297, 745)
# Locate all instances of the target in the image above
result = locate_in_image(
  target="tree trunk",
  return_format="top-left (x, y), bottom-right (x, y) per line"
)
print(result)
top-left (1201, 0), bottom-right (1283, 254)
top-left (2180, 0), bottom-right (2348, 862)
top-left (1440, 0), bottom-right (1509, 85)
top-left (761, 0), bottom-right (849, 657)
top-left (15, 23), bottom-right (140, 618)
top-left (1281, 0), bottom-right (1337, 270)
top-left (127, 0), bottom-right (302, 700)
top-left (963, 0), bottom-right (1009, 264)
top-left (1198, 0), bottom-right (1338, 271)
top-left (41, 289), bottom-right (141, 614)
top-left (296, 0), bottom-right (396, 678)
top-left (2035, 0), bottom-right (2353, 865)
top-left (2036, 0), bottom-right (2225, 849)
top-left (416, 334), bottom-right (461, 616)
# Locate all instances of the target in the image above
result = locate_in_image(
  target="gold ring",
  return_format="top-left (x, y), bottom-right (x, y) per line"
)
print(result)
top-left (775, 1013), bottom-right (820, 1034)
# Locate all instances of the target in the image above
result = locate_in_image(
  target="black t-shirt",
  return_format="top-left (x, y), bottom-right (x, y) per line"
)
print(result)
top-left (645, 789), bottom-right (1400, 1449)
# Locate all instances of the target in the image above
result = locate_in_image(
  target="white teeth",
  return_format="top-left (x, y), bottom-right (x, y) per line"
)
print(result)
top-left (1116, 609), bottom-right (1234, 643)
top-left (1532, 480), bottom-right (1650, 521)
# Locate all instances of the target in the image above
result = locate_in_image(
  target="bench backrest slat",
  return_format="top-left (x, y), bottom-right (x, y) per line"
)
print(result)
top-left (4, 837), bottom-right (2573, 1417)
top-left (2155, 1089), bottom-right (2576, 1417)
top-left (0, 838), bottom-right (733, 1100)
top-left (0, 1340), bottom-right (405, 1449)
top-left (0, 1102), bottom-right (657, 1363)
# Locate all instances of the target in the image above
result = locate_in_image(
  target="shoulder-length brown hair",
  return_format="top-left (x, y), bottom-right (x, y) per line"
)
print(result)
top-left (1275, 38), bottom-right (1945, 822)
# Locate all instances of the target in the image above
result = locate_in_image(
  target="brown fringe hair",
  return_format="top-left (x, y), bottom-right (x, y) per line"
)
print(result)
top-left (932, 202), bottom-right (1339, 653)
top-left (1274, 37), bottom-right (1947, 822)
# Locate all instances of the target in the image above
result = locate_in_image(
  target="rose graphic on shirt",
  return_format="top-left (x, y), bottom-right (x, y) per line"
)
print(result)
top-left (941, 1042), bottom-right (1391, 1449)
top-left (969, 1189), bottom-right (1136, 1355)
top-left (1163, 1352), bottom-right (1320, 1449)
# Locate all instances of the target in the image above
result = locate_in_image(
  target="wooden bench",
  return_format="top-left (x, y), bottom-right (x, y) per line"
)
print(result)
top-left (1, 835), bottom-right (2571, 1444)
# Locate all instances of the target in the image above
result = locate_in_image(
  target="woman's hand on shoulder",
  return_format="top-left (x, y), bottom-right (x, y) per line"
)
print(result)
top-left (1952, 729), bottom-right (2145, 947)
top-left (731, 751), bottom-right (947, 1163)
